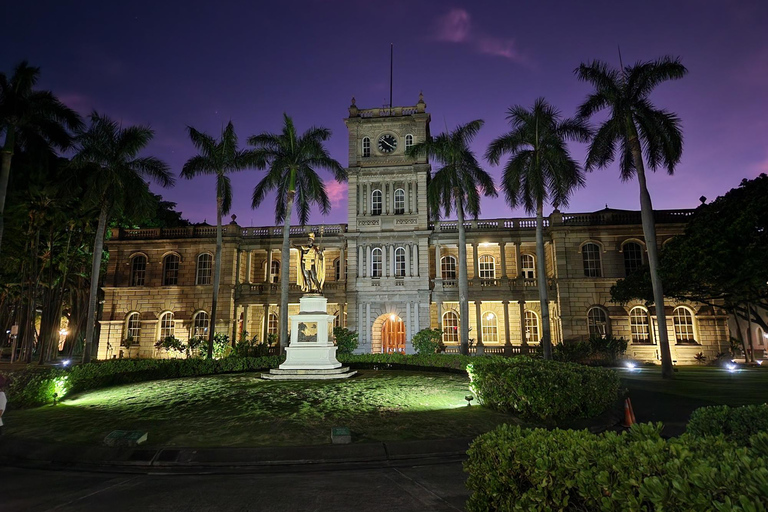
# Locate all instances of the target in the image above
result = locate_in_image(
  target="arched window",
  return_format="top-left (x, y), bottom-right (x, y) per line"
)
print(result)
top-left (673, 307), bottom-right (696, 343)
top-left (623, 242), bottom-right (643, 276)
top-left (405, 134), bottom-right (414, 150)
top-left (394, 188), bottom-right (405, 214)
top-left (394, 247), bottom-right (406, 277)
top-left (196, 253), bottom-right (213, 285)
top-left (482, 312), bottom-right (498, 343)
top-left (334, 258), bottom-right (341, 281)
top-left (163, 254), bottom-right (180, 286)
top-left (131, 255), bottom-right (147, 286)
top-left (587, 307), bottom-right (608, 338)
top-left (371, 189), bottom-right (382, 215)
top-left (442, 311), bottom-right (459, 344)
top-left (479, 255), bottom-right (495, 279)
top-left (267, 313), bottom-right (279, 335)
top-left (630, 307), bottom-right (651, 344)
top-left (362, 137), bottom-right (371, 158)
top-left (582, 243), bottom-right (602, 277)
top-left (126, 312), bottom-right (141, 343)
top-left (441, 256), bottom-right (457, 280)
top-left (521, 254), bottom-right (535, 279)
top-left (371, 248), bottom-right (383, 277)
top-left (271, 260), bottom-right (280, 283)
top-left (524, 311), bottom-right (540, 343)
top-left (192, 311), bottom-right (210, 338)
top-left (159, 312), bottom-right (175, 339)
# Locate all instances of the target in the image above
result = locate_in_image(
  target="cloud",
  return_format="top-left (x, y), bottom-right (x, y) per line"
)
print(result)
top-left (432, 8), bottom-right (526, 63)
top-left (325, 180), bottom-right (348, 208)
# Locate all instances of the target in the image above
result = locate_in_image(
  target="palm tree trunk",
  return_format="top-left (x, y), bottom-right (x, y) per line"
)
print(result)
top-left (536, 200), bottom-right (552, 359)
top-left (279, 192), bottom-right (295, 353)
top-left (456, 194), bottom-right (470, 356)
top-left (83, 203), bottom-right (109, 364)
top-left (208, 195), bottom-right (224, 359)
top-left (0, 128), bottom-right (16, 253)
top-left (629, 126), bottom-right (674, 379)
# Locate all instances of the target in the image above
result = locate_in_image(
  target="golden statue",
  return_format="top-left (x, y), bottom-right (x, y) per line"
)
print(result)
top-left (297, 233), bottom-right (325, 293)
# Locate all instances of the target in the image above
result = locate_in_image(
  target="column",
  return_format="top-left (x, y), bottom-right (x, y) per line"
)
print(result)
top-left (339, 303), bottom-right (345, 327)
top-left (503, 300), bottom-right (511, 346)
top-left (389, 245), bottom-right (395, 277)
top-left (242, 305), bottom-right (249, 339)
top-left (366, 303), bottom-right (371, 346)
top-left (406, 302), bottom-right (412, 341)
top-left (475, 301), bottom-right (484, 346)
top-left (408, 182), bottom-right (413, 214)
top-left (356, 184), bottom-right (360, 215)
top-left (405, 244), bottom-right (411, 277)
top-left (472, 243), bottom-right (479, 280)
top-left (414, 302), bottom-right (420, 333)
top-left (437, 302), bottom-right (443, 331)
top-left (245, 251), bottom-right (253, 284)
top-left (519, 300), bottom-right (527, 346)
top-left (358, 246), bottom-right (363, 277)
top-left (435, 243), bottom-right (441, 278)
top-left (358, 303), bottom-right (364, 343)
top-left (385, 184), bottom-right (389, 215)
top-left (413, 245), bottom-right (419, 277)
top-left (262, 304), bottom-right (269, 344)
top-left (235, 250), bottom-right (242, 285)
top-left (516, 244), bottom-right (523, 279)
top-left (266, 249), bottom-right (273, 283)
top-left (500, 243), bottom-right (507, 279)
top-left (366, 245), bottom-right (372, 277)
top-left (339, 245), bottom-right (346, 281)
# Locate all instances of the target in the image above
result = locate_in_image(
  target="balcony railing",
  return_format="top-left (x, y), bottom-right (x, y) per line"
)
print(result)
top-left (113, 224), bottom-right (347, 240)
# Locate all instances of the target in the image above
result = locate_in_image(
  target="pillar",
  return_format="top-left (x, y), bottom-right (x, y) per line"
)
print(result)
top-left (245, 250), bottom-right (253, 284)
top-left (366, 245), bottom-right (372, 277)
top-left (242, 304), bottom-right (249, 339)
top-left (339, 245), bottom-right (346, 281)
top-left (414, 302), bottom-right (420, 333)
top-left (473, 243), bottom-right (479, 280)
top-left (358, 245), bottom-right (363, 277)
top-left (406, 302), bottom-right (412, 340)
top-left (519, 300), bottom-right (527, 346)
top-left (266, 249), bottom-right (273, 283)
top-left (413, 244), bottom-right (419, 277)
top-left (475, 301), bottom-right (484, 346)
top-left (406, 243), bottom-right (411, 277)
top-left (262, 304), bottom-right (269, 343)
top-left (503, 300), bottom-right (511, 346)
top-left (437, 302), bottom-right (443, 331)
top-left (435, 243), bottom-right (441, 278)
top-left (500, 243), bottom-right (507, 279)
top-left (366, 303), bottom-right (371, 347)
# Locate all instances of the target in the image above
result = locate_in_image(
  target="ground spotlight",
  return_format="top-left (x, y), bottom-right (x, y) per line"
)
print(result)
top-left (756, 360), bottom-right (763, 366)
top-left (62, 359), bottom-right (71, 367)
top-left (726, 363), bottom-right (738, 373)
top-left (625, 361), bottom-right (637, 371)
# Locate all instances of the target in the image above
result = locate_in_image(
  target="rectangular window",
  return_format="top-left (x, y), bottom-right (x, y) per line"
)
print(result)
top-left (131, 256), bottom-right (146, 286)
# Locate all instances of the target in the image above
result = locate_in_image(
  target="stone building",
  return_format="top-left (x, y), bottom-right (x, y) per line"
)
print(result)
top-left (97, 96), bottom-right (731, 363)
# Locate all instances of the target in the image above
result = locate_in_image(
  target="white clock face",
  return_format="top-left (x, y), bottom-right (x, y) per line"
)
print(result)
top-left (378, 134), bottom-right (397, 153)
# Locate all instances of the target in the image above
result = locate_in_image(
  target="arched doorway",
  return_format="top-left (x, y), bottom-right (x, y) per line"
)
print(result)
top-left (381, 315), bottom-right (405, 353)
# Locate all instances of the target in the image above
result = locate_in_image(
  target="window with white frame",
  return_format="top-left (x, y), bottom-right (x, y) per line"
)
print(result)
top-left (193, 311), bottom-right (209, 338)
top-left (521, 254), bottom-right (535, 279)
top-left (196, 253), bottom-right (213, 285)
top-left (587, 307), bottom-right (608, 338)
top-left (126, 313), bottom-right (141, 343)
top-left (371, 248), bottom-right (383, 277)
top-left (267, 313), bottom-right (279, 335)
top-left (582, 243), bottom-right (602, 277)
top-left (442, 311), bottom-right (459, 344)
top-left (623, 242), bottom-right (643, 276)
top-left (271, 260), bottom-right (280, 283)
top-left (479, 255), bottom-right (495, 279)
top-left (441, 256), bottom-right (457, 280)
top-left (163, 254), bottom-right (180, 286)
top-left (405, 134), bottom-right (413, 150)
top-left (524, 311), bottom-right (540, 343)
top-left (131, 255), bottom-right (147, 286)
top-left (394, 247), bottom-right (406, 277)
top-left (482, 312), bottom-right (498, 343)
top-left (673, 307), bottom-right (696, 343)
top-left (159, 312), bottom-right (175, 339)
top-left (362, 137), bottom-right (371, 158)
top-left (371, 189), bottom-right (382, 215)
top-left (630, 307), bottom-right (651, 344)
top-left (394, 188), bottom-right (405, 214)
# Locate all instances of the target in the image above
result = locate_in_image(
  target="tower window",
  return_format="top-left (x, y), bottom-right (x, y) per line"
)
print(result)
top-left (163, 254), bottom-right (180, 286)
top-left (441, 256), bottom-right (457, 281)
top-left (521, 254), bottom-right (535, 279)
top-left (394, 188), bottom-right (405, 214)
top-left (582, 243), bottom-right (602, 277)
top-left (131, 255), bottom-right (147, 286)
top-left (405, 134), bottom-right (414, 150)
top-left (371, 248), bottom-right (383, 278)
top-left (394, 247), bottom-right (406, 277)
top-left (371, 189), bottom-right (382, 215)
top-left (362, 137), bottom-right (371, 158)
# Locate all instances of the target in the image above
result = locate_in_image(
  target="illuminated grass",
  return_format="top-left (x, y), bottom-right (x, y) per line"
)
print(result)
top-left (6, 371), bottom-right (513, 447)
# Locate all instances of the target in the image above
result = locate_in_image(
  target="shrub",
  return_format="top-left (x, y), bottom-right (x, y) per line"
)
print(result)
top-left (465, 423), bottom-right (768, 512)
top-left (411, 328), bottom-right (444, 354)
top-left (232, 333), bottom-right (270, 358)
top-left (553, 335), bottom-right (628, 365)
top-left (154, 335), bottom-right (185, 355)
top-left (466, 356), bottom-right (621, 421)
top-left (688, 404), bottom-right (768, 446)
top-left (338, 352), bottom-right (472, 371)
top-left (333, 327), bottom-right (358, 354)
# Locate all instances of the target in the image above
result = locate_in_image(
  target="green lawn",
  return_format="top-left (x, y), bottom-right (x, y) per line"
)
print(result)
top-left (5, 370), bottom-right (513, 447)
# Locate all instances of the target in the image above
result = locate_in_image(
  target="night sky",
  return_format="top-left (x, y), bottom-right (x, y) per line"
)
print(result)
top-left (3, 1), bottom-right (767, 226)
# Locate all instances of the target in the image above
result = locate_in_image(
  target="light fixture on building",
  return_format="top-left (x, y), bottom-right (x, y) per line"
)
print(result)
top-left (486, 313), bottom-right (494, 320)
top-left (390, 314), bottom-right (396, 321)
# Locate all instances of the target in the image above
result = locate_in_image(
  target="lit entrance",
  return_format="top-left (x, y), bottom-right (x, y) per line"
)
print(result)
top-left (382, 316), bottom-right (406, 353)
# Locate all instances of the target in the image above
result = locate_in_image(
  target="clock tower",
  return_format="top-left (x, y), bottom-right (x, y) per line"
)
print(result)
top-left (343, 94), bottom-right (432, 354)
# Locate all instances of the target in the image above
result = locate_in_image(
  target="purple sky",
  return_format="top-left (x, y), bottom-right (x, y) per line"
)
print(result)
top-left (4, 1), bottom-right (767, 226)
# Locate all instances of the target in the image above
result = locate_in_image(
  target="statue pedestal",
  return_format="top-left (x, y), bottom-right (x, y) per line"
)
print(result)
top-left (262, 295), bottom-right (356, 380)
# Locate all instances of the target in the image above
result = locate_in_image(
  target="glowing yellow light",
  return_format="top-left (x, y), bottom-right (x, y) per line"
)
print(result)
top-left (486, 313), bottom-right (494, 320)
top-left (59, 329), bottom-right (69, 337)
top-left (390, 314), bottom-right (396, 321)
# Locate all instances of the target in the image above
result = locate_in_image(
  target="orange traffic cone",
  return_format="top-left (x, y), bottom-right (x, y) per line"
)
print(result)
top-left (622, 398), bottom-right (635, 428)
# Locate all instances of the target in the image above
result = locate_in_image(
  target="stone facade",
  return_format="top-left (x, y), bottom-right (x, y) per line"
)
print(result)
top-left (97, 97), bottom-right (731, 364)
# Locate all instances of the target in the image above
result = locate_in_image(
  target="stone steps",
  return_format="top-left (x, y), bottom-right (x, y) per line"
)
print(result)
top-left (261, 366), bottom-right (357, 380)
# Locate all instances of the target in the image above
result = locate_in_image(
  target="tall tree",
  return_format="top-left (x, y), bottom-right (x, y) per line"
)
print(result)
top-left (0, 61), bottom-right (83, 253)
top-left (73, 112), bottom-right (173, 363)
top-left (249, 114), bottom-right (346, 351)
top-left (487, 98), bottom-right (590, 359)
top-left (181, 122), bottom-right (260, 359)
top-left (575, 56), bottom-right (687, 379)
top-left (407, 120), bottom-right (496, 355)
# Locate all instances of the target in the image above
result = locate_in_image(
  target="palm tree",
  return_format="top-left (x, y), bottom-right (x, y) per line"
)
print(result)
top-left (74, 112), bottom-right (174, 363)
top-left (487, 98), bottom-right (591, 359)
top-left (406, 120), bottom-right (496, 355)
top-left (0, 61), bottom-right (83, 253)
top-left (181, 122), bottom-right (260, 359)
top-left (575, 56), bottom-right (687, 379)
top-left (249, 114), bottom-right (346, 351)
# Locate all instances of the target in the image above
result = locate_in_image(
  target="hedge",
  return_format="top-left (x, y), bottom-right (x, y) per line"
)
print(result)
top-left (466, 356), bottom-right (621, 421)
top-left (465, 423), bottom-right (768, 511)
top-left (688, 404), bottom-right (768, 446)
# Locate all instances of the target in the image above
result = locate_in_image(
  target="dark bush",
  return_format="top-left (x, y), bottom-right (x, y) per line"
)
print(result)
top-left (465, 423), bottom-right (768, 512)
top-left (333, 327), bottom-right (359, 354)
top-left (411, 328), bottom-right (444, 354)
top-left (553, 335), bottom-right (628, 365)
top-left (687, 404), bottom-right (768, 446)
top-left (466, 356), bottom-right (621, 421)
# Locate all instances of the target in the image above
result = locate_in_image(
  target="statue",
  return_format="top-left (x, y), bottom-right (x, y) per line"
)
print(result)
top-left (297, 233), bottom-right (325, 293)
